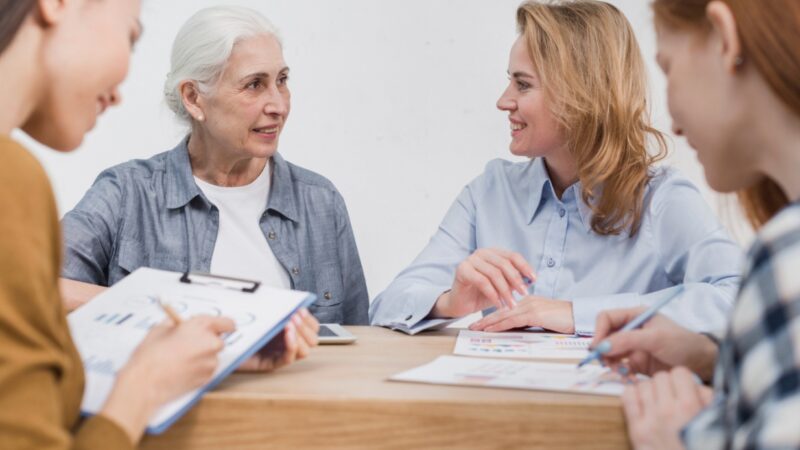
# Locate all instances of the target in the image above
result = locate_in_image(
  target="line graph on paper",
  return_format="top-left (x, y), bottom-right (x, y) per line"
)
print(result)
top-left (453, 330), bottom-right (591, 360)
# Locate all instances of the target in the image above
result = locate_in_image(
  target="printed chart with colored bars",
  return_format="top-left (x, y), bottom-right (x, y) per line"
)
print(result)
top-left (83, 294), bottom-right (258, 376)
top-left (453, 330), bottom-right (591, 360)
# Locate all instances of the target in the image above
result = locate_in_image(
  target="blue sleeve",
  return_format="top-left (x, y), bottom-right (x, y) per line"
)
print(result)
top-left (60, 169), bottom-right (126, 286)
top-left (369, 184), bottom-right (478, 334)
top-left (333, 190), bottom-right (369, 325)
top-left (570, 174), bottom-right (743, 334)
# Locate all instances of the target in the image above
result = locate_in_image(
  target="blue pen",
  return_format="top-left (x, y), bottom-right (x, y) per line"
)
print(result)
top-left (576, 286), bottom-right (685, 368)
top-left (508, 276), bottom-right (535, 304)
top-left (523, 276), bottom-right (535, 295)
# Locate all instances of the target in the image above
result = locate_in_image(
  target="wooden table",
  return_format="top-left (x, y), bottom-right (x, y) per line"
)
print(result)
top-left (140, 326), bottom-right (629, 449)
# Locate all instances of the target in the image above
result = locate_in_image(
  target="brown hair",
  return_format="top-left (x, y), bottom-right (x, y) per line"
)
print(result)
top-left (517, 1), bottom-right (668, 237)
top-left (0, 0), bottom-right (37, 55)
top-left (653, 0), bottom-right (799, 228)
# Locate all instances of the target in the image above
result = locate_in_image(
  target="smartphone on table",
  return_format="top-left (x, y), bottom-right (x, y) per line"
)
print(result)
top-left (317, 323), bottom-right (357, 344)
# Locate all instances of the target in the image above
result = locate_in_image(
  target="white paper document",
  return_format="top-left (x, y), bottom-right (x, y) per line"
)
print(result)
top-left (67, 268), bottom-right (315, 434)
top-left (390, 355), bottom-right (629, 396)
top-left (453, 330), bottom-right (591, 360)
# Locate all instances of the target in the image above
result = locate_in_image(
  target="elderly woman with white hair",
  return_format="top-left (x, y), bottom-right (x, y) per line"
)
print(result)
top-left (60, 6), bottom-right (369, 368)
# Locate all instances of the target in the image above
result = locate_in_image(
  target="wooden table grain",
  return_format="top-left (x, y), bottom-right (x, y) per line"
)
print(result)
top-left (139, 326), bottom-right (629, 450)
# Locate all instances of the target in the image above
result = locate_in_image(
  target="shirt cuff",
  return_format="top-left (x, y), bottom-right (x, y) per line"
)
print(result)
top-left (571, 292), bottom-right (640, 335)
top-left (371, 285), bottom-right (453, 334)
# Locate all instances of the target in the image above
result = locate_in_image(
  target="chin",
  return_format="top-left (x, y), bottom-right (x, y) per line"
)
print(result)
top-left (22, 121), bottom-right (85, 153)
top-left (508, 144), bottom-right (531, 158)
top-left (704, 169), bottom-right (742, 194)
top-left (247, 144), bottom-right (278, 159)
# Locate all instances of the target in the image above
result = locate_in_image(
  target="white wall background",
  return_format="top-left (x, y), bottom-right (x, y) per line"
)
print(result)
top-left (18, 0), bottom-right (751, 299)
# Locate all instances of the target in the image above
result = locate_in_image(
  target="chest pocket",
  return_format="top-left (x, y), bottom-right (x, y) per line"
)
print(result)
top-left (115, 239), bottom-right (146, 276)
top-left (116, 239), bottom-right (189, 277)
top-left (308, 262), bottom-right (344, 324)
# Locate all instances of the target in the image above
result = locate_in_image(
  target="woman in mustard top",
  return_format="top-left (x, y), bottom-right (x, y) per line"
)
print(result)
top-left (0, 1), bottom-right (318, 448)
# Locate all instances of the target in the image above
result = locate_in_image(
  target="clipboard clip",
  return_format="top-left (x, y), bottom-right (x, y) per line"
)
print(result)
top-left (180, 272), bottom-right (261, 293)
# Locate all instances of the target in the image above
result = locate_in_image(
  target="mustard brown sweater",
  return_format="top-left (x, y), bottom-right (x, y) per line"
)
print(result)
top-left (0, 135), bottom-right (132, 450)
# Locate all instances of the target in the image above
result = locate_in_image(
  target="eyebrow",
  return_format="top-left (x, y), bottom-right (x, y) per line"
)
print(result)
top-left (238, 67), bottom-right (290, 83)
top-left (509, 70), bottom-right (536, 80)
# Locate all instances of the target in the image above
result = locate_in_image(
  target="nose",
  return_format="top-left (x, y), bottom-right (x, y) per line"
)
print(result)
top-left (108, 87), bottom-right (121, 107)
top-left (496, 84), bottom-right (515, 112)
top-left (263, 85), bottom-right (289, 116)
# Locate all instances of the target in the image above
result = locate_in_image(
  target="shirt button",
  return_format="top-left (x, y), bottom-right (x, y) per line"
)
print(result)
top-left (324, 291), bottom-right (332, 300)
top-left (268, 231), bottom-right (276, 240)
top-left (559, 208), bottom-right (566, 218)
top-left (546, 257), bottom-right (556, 268)
top-left (291, 267), bottom-right (300, 275)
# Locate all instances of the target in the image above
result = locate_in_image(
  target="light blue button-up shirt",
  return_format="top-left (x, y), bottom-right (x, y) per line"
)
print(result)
top-left (370, 158), bottom-right (743, 335)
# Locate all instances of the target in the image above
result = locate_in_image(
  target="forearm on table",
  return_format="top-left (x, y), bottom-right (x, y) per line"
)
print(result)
top-left (59, 278), bottom-right (107, 312)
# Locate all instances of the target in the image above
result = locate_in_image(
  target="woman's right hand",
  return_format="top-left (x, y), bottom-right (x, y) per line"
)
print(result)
top-left (100, 316), bottom-right (235, 442)
top-left (593, 307), bottom-right (718, 381)
top-left (128, 316), bottom-right (236, 404)
top-left (431, 248), bottom-right (536, 318)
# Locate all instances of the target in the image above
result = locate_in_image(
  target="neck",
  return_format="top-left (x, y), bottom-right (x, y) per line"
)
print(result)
top-left (746, 79), bottom-right (800, 202)
top-left (187, 130), bottom-right (268, 187)
top-left (758, 114), bottom-right (800, 202)
top-left (543, 148), bottom-right (578, 199)
top-left (0, 22), bottom-right (43, 135)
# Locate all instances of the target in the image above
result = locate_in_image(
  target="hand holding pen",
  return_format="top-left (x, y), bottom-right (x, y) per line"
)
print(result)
top-left (578, 287), bottom-right (685, 369)
top-left (157, 297), bottom-right (183, 325)
top-left (431, 248), bottom-right (536, 318)
top-left (579, 287), bottom-right (718, 382)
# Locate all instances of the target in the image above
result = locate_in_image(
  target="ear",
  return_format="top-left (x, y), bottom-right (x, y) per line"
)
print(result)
top-left (36, 0), bottom-right (69, 26)
top-left (179, 81), bottom-right (206, 122)
top-left (706, 1), bottom-right (743, 74)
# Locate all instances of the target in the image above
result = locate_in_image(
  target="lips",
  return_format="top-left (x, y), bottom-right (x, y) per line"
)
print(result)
top-left (96, 99), bottom-right (109, 116)
top-left (509, 118), bottom-right (527, 136)
top-left (252, 125), bottom-right (280, 134)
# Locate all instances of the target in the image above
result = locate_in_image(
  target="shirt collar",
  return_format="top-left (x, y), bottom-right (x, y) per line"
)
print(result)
top-left (266, 152), bottom-right (299, 223)
top-left (528, 157), bottom-right (594, 233)
top-left (165, 136), bottom-right (203, 209)
top-left (165, 136), bottom-right (298, 223)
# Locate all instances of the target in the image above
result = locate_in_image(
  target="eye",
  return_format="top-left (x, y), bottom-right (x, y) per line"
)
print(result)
top-left (277, 74), bottom-right (289, 86)
top-left (516, 80), bottom-right (531, 91)
top-left (246, 79), bottom-right (263, 89)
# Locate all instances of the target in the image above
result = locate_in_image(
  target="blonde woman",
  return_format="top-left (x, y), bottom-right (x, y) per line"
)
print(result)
top-left (370, 0), bottom-right (743, 335)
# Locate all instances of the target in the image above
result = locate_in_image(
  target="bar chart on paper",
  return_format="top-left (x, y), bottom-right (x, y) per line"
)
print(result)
top-left (453, 330), bottom-right (591, 360)
top-left (391, 355), bottom-right (627, 396)
top-left (67, 268), bottom-right (316, 433)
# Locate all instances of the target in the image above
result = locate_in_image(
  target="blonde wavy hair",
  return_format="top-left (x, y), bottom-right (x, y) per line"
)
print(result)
top-left (517, 0), bottom-right (667, 236)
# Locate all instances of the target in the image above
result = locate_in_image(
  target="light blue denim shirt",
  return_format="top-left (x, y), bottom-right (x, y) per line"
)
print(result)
top-left (62, 137), bottom-right (369, 325)
top-left (370, 158), bottom-right (743, 335)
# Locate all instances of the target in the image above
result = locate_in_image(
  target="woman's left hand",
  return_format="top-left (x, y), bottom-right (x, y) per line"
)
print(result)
top-left (623, 367), bottom-right (714, 450)
top-left (468, 296), bottom-right (575, 334)
top-left (236, 308), bottom-right (320, 372)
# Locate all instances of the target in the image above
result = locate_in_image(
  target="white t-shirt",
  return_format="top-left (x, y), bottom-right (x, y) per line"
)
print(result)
top-left (194, 162), bottom-right (291, 289)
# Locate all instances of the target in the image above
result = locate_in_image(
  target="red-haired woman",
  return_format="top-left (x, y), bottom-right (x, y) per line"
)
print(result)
top-left (593, 0), bottom-right (800, 448)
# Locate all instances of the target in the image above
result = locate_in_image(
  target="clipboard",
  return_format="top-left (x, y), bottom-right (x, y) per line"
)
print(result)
top-left (67, 267), bottom-right (316, 434)
top-left (180, 271), bottom-right (261, 293)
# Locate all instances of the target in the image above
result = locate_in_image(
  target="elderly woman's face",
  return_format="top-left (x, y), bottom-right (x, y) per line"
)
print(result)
top-left (201, 34), bottom-right (290, 159)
